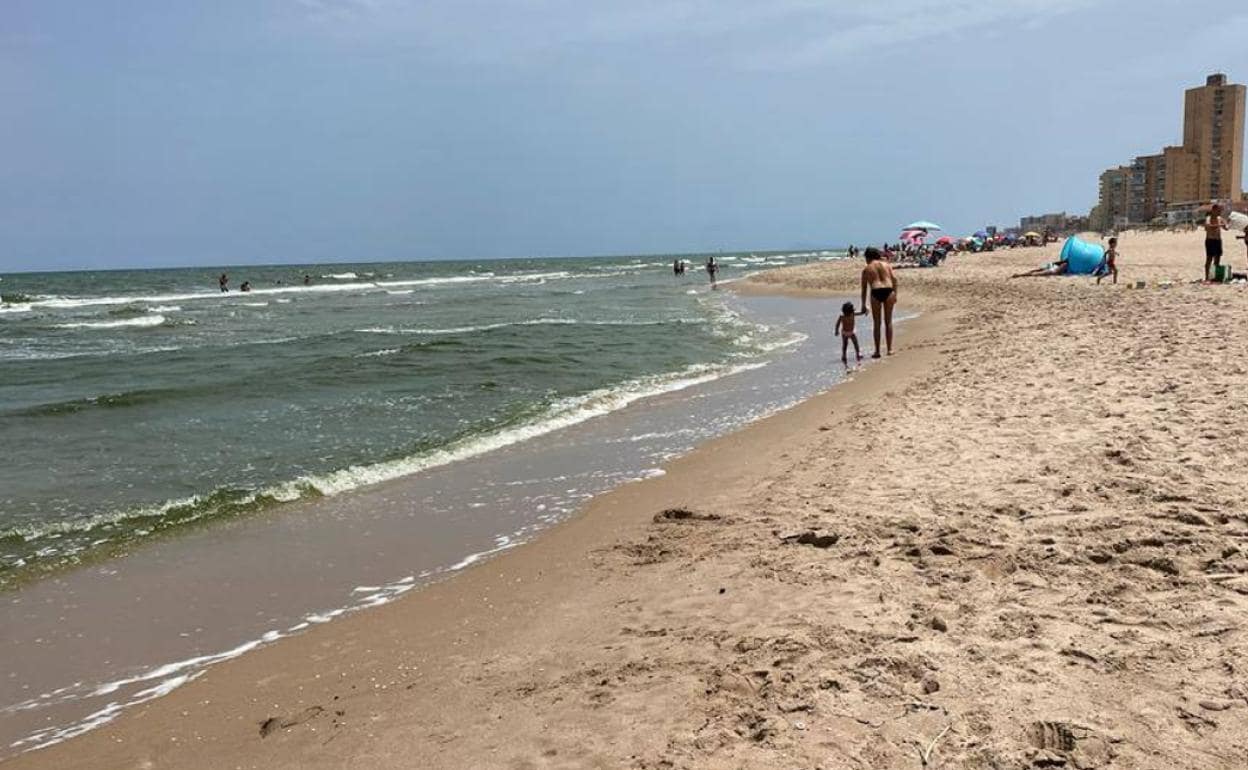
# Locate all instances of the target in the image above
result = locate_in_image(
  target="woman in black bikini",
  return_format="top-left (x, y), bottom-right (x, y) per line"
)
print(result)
top-left (859, 247), bottom-right (898, 358)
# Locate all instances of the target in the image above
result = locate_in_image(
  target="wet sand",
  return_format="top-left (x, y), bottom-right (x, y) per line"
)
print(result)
top-left (10, 230), bottom-right (1248, 769)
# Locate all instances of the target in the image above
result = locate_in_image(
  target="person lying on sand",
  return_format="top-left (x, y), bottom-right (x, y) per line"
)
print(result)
top-left (1011, 259), bottom-right (1069, 279)
top-left (859, 247), bottom-right (897, 358)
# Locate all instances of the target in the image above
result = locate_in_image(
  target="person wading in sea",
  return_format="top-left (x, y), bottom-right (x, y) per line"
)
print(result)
top-left (859, 247), bottom-right (897, 358)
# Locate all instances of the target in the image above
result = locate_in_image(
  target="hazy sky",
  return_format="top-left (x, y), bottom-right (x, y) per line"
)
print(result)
top-left (2, 1), bottom-right (1246, 271)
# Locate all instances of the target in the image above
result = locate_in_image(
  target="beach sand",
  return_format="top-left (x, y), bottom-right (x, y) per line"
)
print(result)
top-left (11, 229), bottom-right (1248, 769)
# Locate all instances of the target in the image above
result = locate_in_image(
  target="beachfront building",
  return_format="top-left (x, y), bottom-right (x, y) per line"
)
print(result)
top-left (1162, 200), bottom-right (1206, 227)
top-left (1162, 145), bottom-right (1201, 205)
top-left (1019, 212), bottom-right (1068, 233)
top-left (1182, 73), bottom-right (1246, 202)
top-left (1093, 166), bottom-right (1131, 231)
top-left (1088, 73), bottom-right (1246, 229)
top-left (1128, 153), bottom-right (1167, 224)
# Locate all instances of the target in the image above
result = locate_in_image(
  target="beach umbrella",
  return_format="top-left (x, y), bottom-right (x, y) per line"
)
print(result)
top-left (1023, 231), bottom-right (1041, 238)
top-left (904, 221), bottom-right (943, 231)
top-left (936, 236), bottom-right (954, 245)
top-left (973, 230), bottom-right (989, 239)
top-left (899, 229), bottom-right (927, 240)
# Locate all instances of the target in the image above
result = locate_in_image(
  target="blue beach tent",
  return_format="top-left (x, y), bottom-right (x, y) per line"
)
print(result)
top-left (1059, 236), bottom-right (1106, 275)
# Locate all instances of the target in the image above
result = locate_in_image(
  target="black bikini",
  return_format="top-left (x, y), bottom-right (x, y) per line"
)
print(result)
top-left (870, 287), bottom-right (894, 303)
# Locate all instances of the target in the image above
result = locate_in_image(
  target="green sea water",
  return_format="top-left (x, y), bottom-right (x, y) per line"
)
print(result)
top-left (0, 250), bottom-right (836, 587)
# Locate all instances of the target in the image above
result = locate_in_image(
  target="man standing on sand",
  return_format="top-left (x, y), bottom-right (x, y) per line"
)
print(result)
top-left (1204, 203), bottom-right (1229, 280)
top-left (859, 247), bottom-right (897, 358)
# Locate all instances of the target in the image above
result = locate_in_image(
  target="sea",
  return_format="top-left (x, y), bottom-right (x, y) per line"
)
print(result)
top-left (0, 250), bottom-right (867, 755)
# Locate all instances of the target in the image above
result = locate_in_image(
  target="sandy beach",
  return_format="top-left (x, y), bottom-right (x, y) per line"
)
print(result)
top-left (10, 229), bottom-right (1248, 769)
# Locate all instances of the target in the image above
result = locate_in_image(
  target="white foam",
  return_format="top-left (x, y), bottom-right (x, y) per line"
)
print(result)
top-left (0, 303), bottom-right (32, 314)
top-left (355, 348), bottom-right (400, 358)
top-left (355, 318), bottom-right (581, 336)
top-left (270, 360), bottom-right (767, 499)
top-left (496, 270), bottom-right (572, 283)
top-left (16, 268), bottom-right (615, 316)
top-left (3, 565), bottom-right (443, 755)
top-left (55, 315), bottom-right (165, 330)
top-left (147, 305), bottom-right (180, 312)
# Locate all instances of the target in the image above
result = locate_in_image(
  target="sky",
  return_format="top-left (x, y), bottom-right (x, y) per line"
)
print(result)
top-left (2, 1), bottom-right (1247, 272)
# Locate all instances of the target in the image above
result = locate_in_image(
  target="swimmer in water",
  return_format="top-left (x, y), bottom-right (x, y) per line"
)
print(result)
top-left (240, 281), bottom-right (251, 292)
top-left (219, 273), bottom-right (229, 292)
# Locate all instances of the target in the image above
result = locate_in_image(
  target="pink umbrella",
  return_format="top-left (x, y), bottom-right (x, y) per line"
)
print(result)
top-left (936, 236), bottom-right (954, 245)
top-left (899, 229), bottom-right (926, 244)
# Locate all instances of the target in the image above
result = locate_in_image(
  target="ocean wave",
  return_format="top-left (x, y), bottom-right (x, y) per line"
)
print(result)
top-left (20, 272), bottom-right (581, 312)
top-left (106, 305), bottom-right (150, 318)
top-left (0, 345), bottom-right (184, 363)
top-left (1, 486), bottom-right (299, 551)
top-left (2, 359), bottom-right (766, 571)
top-left (0, 303), bottom-right (32, 314)
top-left (264, 360), bottom-right (767, 498)
top-left (55, 315), bottom-right (167, 330)
top-left (355, 317), bottom-right (697, 336)
top-left (10, 388), bottom-right (178, 417)
top-left (322, 272), bottom-right (358, 279)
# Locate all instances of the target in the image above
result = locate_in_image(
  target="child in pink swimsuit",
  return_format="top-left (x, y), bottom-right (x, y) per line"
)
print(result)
top-left (837, 302), bottom-right (861, 366)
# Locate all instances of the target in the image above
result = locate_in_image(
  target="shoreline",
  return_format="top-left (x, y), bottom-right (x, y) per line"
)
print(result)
top-left (4, 277), bottom-right (950, 767)
top-left (2, 282), bottom-right (883, 759)
top-left (17, 229), bottom-right (1248, 769)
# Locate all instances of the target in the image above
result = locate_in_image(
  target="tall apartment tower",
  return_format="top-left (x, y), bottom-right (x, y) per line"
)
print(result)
top-left (1181, 73), bottom-right (1246, 201)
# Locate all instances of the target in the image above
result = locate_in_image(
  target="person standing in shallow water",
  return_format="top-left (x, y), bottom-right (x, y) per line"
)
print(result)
top-left (218, 273), bottom-right (229, 292)
top-left (705, 256), bottom-right (718, 289)
top-left (859, 247), bottom-right (897, 358)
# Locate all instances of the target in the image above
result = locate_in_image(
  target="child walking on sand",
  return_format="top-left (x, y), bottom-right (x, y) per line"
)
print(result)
top-left (1096, 237), bottom-right (1119, 285)
top-left (837, 302), bottom-right (861, 366)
